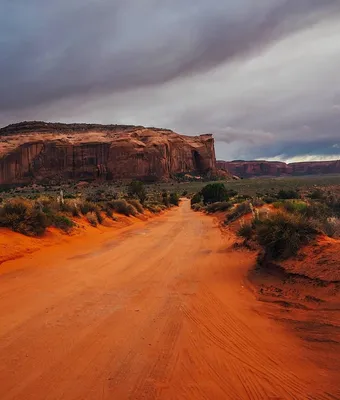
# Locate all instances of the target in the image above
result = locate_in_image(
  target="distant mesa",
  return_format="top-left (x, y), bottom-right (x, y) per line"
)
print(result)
top-left (0, 121), bottom-right (216, 185)
top-left (217, 160), bottom-right (340, 178)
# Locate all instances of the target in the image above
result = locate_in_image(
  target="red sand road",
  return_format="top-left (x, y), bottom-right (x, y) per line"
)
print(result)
top-left (0, 200), bottom-right (337, 399)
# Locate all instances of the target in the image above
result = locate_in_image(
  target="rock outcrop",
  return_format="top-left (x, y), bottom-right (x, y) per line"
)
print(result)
top-left (217, 160), bottom-right (340, 178)
top-left (289, 160), bottom-right (340, 175)
top-left (217, 160), bottom-right (292, 178)
top-left (0, 121), bottom-right (216, 185)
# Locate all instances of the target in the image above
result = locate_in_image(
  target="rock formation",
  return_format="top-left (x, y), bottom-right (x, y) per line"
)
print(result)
top-left (0, 121), bottom-right (216, 185)
top-left (217, 160), bottom-right (340, 178)
top-left (217, 160), bottom-right (292, 178)
top-left (289, 160), bottom-right (340, 175)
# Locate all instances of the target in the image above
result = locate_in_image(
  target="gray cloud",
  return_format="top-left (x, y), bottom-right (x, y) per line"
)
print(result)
top-left (1, 1), bottom-right (340, 161)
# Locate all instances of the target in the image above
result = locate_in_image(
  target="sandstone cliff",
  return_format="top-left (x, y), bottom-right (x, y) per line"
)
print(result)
top-left (217, 160), bottom-right (292, 178)
top-left (289, 160), bottom-right (340, 175)
top-left (0, 122), bottom-right (216, 185)
top-left (217, 160), bottom-right (340, 178)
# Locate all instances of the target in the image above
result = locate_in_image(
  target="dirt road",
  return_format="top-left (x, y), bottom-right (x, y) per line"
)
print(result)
top-left (0, 200), bottom-right (336, 399)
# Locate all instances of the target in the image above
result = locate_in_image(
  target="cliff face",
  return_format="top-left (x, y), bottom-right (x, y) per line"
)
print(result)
top-left (0, 122), bottom-right (216, 184)
top-left (217, 160), bottom-right (340, 178)
top-left (217, 160), bottom-right (292, 178)
top-left (289, 160), bottom-right (340, 175)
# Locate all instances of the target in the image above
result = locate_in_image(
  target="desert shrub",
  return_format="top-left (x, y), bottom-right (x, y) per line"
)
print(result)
top-left (191, 203), bottom-right (203, 212)
top-left (127, 199), bottom-right (144, 213)
top-left (277, 189), bottom-right (300, 199)
top-left (201, 183), bottom-right (230, 204)
top-left (105, 208), bottom-right (113, 218)
top-left (107, 199), bottom-right (137, 216)
top-left (64, 193), bottom-right (77, 199)
top-left (263, 196), bottom-right (276, 204)
top-left (162, 191), bottom-right (170, 207)
top-left (86, 212), bottom-right (98, 227)
top-left (0, 199), bottom-right (48, 236)
top-left (169, 192), bottom-right (180, 206)
top-left (59, 201), bottom-right (74, 213)
top-left (79, 201), bottom-right (98, 215)
top-left (302, 202), bottom-right (330, 219)
top-left (251, 198), bottom-right (265, 207)
top-left (182, 190), bottom-right (188, 197)
top-left (191, 192), bottom-right (202, 207)
top-left (309, 189), bottom-right (324, 200)
top-left (326, 197), bottom-right (340, 216)
top-left (226, 189), bottom-right (238, 198)
top-left (272, 201), bottom-right (284, 209)
top-left (35, 196), bottom-right (58, 214)
top-left (145, 203), bottom-right (162, 213)
top-left (255, 212), bottom-right (316, 260)
top-left (237, 223), bottom-right (253, 240)
top-left (71, 203), bottom-right (80, 217)
top-left (321, 217), bottom-right (340, 238)
top-left (128, 180), bottom-right (147, 204)
top-left (95, 209), bottom-right (103, 224)
top-left (22, 210), bottom-right (48, 236)
top-left (205, 201), bottom-right (232, 214)
top-left (52, 214), bottom-right (74, 232)
top-left (226, 201), bottom-right (252, 223)
top-left (283, 200), bottom-right (308, 215)
top-left (105, 207), bottom-right (118, 221)
top-left (234, 194), bottom-right (252, 202)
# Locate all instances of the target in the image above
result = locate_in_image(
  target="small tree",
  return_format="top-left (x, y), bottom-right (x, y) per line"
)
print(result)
top-left (201, 183), bottom-right (229, 204)
top-left (128, 180), bottom-right (147, 204)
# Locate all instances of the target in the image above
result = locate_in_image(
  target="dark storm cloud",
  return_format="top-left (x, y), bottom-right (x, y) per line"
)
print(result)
top-left (1, 1), bottom-right (340, 161)
top-left (1, 0), bottom-right (340, 111)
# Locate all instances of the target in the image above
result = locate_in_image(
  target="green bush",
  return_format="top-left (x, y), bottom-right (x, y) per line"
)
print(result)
top-left (237, 223), bottom-right (253, 240)
top-left (205, 201), bottom-right (232, 214)
top-left (127, 199), bottom-right (144, 213)
top-left (251, 198), bottom-right (265, 207)
top-left (71, 204), bottom-right (80, 217)
top-left (201, 183), bottom-right (230, 204)
top-left (169, 192), bottom-right (180, 206)
top-left (191, 203), bottom-right (203, 212)
top-left (226, 201), bottom-right (252, 223)
top-left (79, 201), bottom-right (98, 215)
top-left (52, 214), bottom-right (75, 232)
top-left (282, 200), bottom-right (308, 215)
top-left (86, 212), bottom-right (98, 227)
top-left (321, 217), bottom-right (340, 238)
top-left (277, 189), bottom-right (300, 199)
top-left (255, 212), bottom-right (316, 260)
top-left (59, 201), bottom-right (74, 213)
top-left (105, 208), bottom-right (114, 218)
top-left (107, 199), bottom-right (137, 216)
top-left (162, 191), bottom-right (170, 207)
top-left (145, 203), bottom-right (162, 213)
top-left (325, 197), bottom-right (340, 217)
top-left (191, 192), bottom-right (202, 207)
top-left (95, 209), bottom-right (103, 224)
top-left (0, 199), bottom-right (48, 236)
top-left (263, 196), bottom-right (276, 204)
top-left (128, 181), bottom-right (147, 204)
top-left (309, 189), bottom-right (324, 200)
top-left (272, 201), bottom-right (284, 209)
top-left (226, 189), bottom-right (238, 198)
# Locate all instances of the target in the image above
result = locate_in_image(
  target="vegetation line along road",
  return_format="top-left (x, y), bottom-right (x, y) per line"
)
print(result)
top-left (0, 198), bottom-right (339, 399)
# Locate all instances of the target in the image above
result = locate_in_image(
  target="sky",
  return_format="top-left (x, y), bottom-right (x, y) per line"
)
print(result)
top-left (1, 0), bottom-right (340, 162)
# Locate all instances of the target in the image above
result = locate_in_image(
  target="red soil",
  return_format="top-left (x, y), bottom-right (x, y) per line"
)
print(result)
top-left (0, 200), bottom-right (339, 399)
